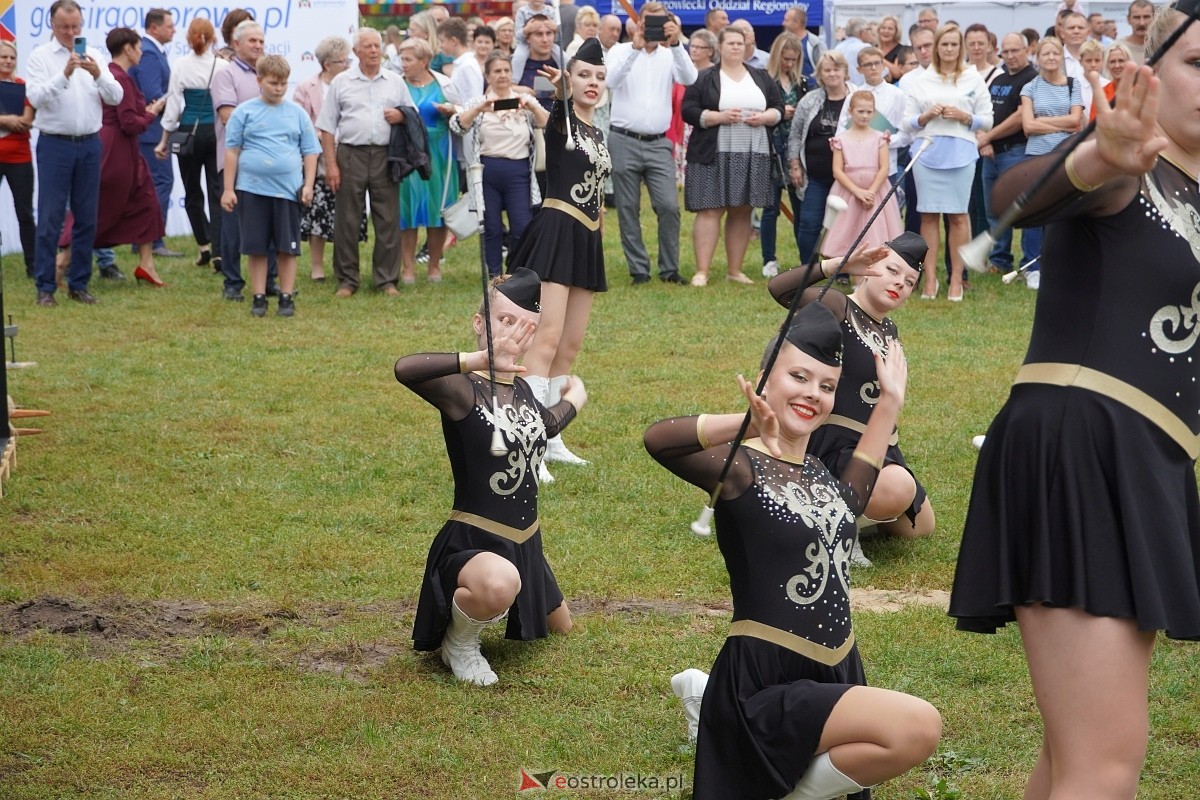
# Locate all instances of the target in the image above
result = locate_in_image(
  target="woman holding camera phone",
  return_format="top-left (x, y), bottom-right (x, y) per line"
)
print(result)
top-left (450, 50), bottom-right (549, 278)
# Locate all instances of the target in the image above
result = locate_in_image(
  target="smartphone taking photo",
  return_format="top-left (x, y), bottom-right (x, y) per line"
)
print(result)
top-left (73, 36), bottom-right (87, 56)
top-left (493, 97), bottom-right (520, 111)
top-left (643, 14), bottom-right (668, 42)
top-left (533, 75), bottom-right (555, 93)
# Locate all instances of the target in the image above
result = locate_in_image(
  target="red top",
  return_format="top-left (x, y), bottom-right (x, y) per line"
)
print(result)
top-left (0, 77), bottom-right (33, 164)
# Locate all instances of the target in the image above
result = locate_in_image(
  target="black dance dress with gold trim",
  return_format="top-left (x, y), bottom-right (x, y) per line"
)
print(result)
top-left (810, 291), bottom-right (926, 523)
top-left (507, 98), bottom-right (611, 292)
top-left (950, 158), bottom-right (1200, 640)
top-left (646, 420), bottom-right (879, 800)
top-left (768, 280), bottom-right (928, 524)
top-left (395, 354), bottom-right (577, 650)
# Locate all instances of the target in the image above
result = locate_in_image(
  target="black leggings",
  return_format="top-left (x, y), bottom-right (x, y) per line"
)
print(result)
top-left (175, 123), bottom-right (221, 249)
top-left (0, 159), bottom-right (36, 270)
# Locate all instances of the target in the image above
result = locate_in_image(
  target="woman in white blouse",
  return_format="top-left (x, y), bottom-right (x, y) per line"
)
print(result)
top-left (450, 51), bottom-right (549, 277)
top-left (155, 17), bottom-right (228, 269)
top-left (902, 24), bottom-right (993, 301)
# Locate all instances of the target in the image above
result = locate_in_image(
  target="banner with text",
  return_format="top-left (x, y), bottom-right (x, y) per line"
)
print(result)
top-left (609, 0), bottom-right (817, 30)
top-left (1, 0), bottom-right (358, 254)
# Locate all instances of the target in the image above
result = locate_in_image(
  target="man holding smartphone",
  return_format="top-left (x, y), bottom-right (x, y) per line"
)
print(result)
top-left (605, 2), bottom-right (696, 285)
top-left (26, 0), bottom-right (124, 306)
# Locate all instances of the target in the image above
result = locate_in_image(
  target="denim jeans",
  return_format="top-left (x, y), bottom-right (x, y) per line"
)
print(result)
top-left (797, 177), bottom-right (833, 263)
top-left (982, 144), bottom-right (1042, 271)
top-left (760, 178), bottom-right (802, 266)
top-left (34, 133), bottom-right (101, 294)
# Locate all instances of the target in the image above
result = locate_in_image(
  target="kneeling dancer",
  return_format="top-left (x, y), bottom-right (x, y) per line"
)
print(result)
top-left (395, 269), bottom-right (587, 686)
top-left (645, 303), bottom-right (940, 799)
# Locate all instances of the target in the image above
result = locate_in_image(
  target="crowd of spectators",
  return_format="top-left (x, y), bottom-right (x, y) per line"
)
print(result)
top-left (0, 0), bottom-right (1162, 309)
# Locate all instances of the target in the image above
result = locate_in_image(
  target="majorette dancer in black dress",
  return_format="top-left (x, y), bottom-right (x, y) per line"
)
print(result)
top-left (951, 11), bottom-right (1200, 795)
top-left (645, 303), bottom-right (940, 800)
top-left (395, 268), bottom-right (588, 686)
top-left (768, 232), bottom-right (936, 549)
top-left (507, 38), bottom-right (611, 482)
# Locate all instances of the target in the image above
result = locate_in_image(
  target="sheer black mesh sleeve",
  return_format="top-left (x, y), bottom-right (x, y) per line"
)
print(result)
top-left (992, 136), bottom-right (1140, 228)
top-left (393, 353), bottom-right (476, 420)
top-left (542, 398), bottom-right (577, 440)
top-left (767, 269), bottom-right (850, 319)
top-left (837, 454), bottom-right (880, 519)
top-left (644, 416), bottom-right (754, 500)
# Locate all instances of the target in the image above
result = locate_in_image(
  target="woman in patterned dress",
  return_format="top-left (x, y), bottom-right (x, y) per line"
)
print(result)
top-left (505, 39), bottom-right (611, 479)
top-left (396, 37), bottom-right (460, 284)
top-left (682, 26), bottom-right (785, 287)
top-left (396, 269), bottom-right (587, 687)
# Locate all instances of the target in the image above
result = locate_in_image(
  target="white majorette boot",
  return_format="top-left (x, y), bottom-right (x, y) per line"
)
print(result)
top-left (780, 752), bottom-right (868, 800)
top-left (544, 375), bottom-right (589, 465)
top-left (670, 668), bottom-right (709, 744)
top-left (441, 599), bottom-right (504, 686)
top-left (523, 375), bottom-right (555, 484)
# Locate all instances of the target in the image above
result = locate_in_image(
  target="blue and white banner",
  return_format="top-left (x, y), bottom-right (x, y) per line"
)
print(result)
top-left (609, 0), bottom-right (820, 31)
top-left (2, 0), bottom-right (358, 254)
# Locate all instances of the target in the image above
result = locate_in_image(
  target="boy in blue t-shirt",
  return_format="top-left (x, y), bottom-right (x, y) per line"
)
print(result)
top-left (221, 55), bottom-right (320, 317)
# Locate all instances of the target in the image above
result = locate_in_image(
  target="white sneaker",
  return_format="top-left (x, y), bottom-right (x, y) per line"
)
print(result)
top-left (762, 260), bottom-right (779, 278)
top-left (1026, 270), bottom-right (1040, 290)
top-left (972, 435), bottom-right (986, 450)
top-left (670, 668), bottom-right (708, 744)
top-left (536, 458), bottom-right (555, 484)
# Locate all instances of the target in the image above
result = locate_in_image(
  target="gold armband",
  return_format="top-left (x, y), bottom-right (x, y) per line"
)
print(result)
top-left (1064, 151), bottom-right (1100, 193)
top-left (851, 449), bottom-right (884, 470)
top-left (697, 414), bottom-right (712, 450)
top-left (457, 353), bottom-right (469, 373)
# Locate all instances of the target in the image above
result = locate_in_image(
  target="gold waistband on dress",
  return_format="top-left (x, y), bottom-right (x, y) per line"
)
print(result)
top-left (825, 414), bottom-right (899, 447)
top-left (541, 198), bottom-right (600, 231)
top-left (448, 510), bottom-right (538, 543)
top-left (1014, 362), bottom-right (1200, 459)
top-left (728, 619), bottom-right (855, 667)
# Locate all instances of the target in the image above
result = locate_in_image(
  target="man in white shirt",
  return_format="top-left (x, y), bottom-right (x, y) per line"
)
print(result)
top-left (1060, 11), bottom-right (1088, 79)
top-left (317, 28), bottom-right (413, 297)
top-left (446, 19), bottom-right (483, 100)
top-left (857, 47), bottom-right (905, 181)
top-left (898, 27), bottom-right (934, 235)
top-left (836, 18), bottom-right (871, 84)
top-left (1087, 12), bottom-right (1115, 46)
top-left (605, 2), bottom-right (696, 284)
top-left (26, 0), bottom-right (123, 306)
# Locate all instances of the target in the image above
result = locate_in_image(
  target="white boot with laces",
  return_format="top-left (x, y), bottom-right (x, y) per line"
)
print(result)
top-left (544, 375), bottom-right (589, 465)
top-left (441, 599), bottom-right (504, 686)
top-left (523, 375), bottom-right (556, 483)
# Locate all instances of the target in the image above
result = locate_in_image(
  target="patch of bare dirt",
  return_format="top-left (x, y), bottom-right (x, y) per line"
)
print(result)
top-left (1, 590), bottom-right (947, 678)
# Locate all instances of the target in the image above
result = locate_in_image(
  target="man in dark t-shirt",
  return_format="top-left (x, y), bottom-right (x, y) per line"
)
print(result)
top-left (976, 32), bottom-right (1040, 273)
top-left (516, 14), bottom-right (561, 199)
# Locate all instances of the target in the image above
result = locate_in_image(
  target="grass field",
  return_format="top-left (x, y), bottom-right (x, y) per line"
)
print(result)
top-left (1, 205), bottom-right (1197, 799)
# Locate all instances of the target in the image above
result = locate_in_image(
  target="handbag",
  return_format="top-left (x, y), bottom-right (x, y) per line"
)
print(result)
top-left (169, 56), bottom-right (216, 158)
top-left (441, 135), bottom-right (479, 240)
top-left (168, 123), bottom-right (197, 156)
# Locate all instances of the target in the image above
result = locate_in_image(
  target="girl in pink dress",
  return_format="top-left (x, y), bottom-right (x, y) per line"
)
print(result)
top-left (824, 91), bottom-right (902, 257)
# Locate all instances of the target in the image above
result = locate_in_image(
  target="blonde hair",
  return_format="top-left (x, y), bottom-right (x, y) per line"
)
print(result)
top-left (1078, 39), bottom-right (1104, 61)
top-left (931, 24), bottom-right (965, 82)
top-left (814, 50), bottom-right (849, 89)
top-left (256, 54), bottom-right (290, 80)
top-left (1145, 5), bottom-right (1183, 58)
top-left (400, 36), bottom-right (434, 64)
